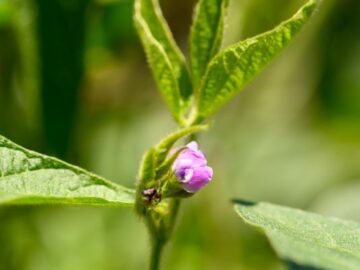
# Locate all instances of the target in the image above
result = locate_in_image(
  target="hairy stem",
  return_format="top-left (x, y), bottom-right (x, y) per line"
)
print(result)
top-left (147, 198), bottom-right (181, 270)
top-left (138, 128), bottom-right (200, 270)
top-left (150, 236), bottom-right (165, 270)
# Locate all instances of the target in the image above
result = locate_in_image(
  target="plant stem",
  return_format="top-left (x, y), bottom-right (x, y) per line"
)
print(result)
top-left (147, 199), bottom-right (181, 270)
top-left (140, 129), bottom-right (198, 270)
top-left (150, 237), bottom-right (165, 270)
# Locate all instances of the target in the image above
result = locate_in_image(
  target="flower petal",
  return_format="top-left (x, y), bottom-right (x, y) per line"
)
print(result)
top-left (182, 166), bottom-right (213, 193)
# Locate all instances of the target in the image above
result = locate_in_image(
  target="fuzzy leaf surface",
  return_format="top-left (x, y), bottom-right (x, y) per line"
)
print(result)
top-left (189, 0), bottom-right (228, 88)
top-left (197, 0), bottom-right (316, 119)
top-left (0, 135), bottom-right (135, 206)
top-left (234, 200), bottom-right (360, 270)
top-left (134, 0), bottom-right (192, 120)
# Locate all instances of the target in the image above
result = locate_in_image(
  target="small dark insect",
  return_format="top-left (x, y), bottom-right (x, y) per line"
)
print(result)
top-left (142, 188), bottom-right (161, 204)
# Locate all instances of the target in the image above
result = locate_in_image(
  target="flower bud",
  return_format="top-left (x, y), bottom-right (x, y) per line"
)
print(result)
top-left (172, 141), bottom-right (213, 193)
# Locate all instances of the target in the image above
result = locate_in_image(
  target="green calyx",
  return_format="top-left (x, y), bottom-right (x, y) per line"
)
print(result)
top-left (135, 125), bottom-right (207, 212)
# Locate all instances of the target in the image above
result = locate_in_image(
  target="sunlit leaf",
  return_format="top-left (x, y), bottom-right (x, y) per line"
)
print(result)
top-left (196, 0), bottom-right (317, 119)
top-left (0, 135), bottom-right (135, 206)
top-left (234, 199), bottom-right (360, 270)
top-left (189, 0), bottom-right (229, 89)
top-left (134, 0), bottom-right (192, 121)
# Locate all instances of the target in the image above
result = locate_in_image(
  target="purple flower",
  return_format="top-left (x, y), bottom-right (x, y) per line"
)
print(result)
top-left (172, 141), bottom-right (213, 193)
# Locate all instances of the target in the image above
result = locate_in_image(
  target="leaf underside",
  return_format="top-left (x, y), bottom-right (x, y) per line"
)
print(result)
top-left (234, 200), bottom-right (360, 270)
top-left (0, 135), bottom-right (135, 206)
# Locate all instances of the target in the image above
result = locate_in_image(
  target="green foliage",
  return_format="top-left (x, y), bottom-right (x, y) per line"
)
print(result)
top-left (134, 0), bottom-right (192, 122)
top-left (0, 0), bottom-right (333, 268)
top-left (0, 135), bottom-right (135, 206)
top-left (134, 0), bottom-right (317, 125)
top-left (189, 0), bottom-right (229, 89)
top-left (196, 0), bottom-right (316, 119)
top-left (234, 200), bottom-right (360, 270)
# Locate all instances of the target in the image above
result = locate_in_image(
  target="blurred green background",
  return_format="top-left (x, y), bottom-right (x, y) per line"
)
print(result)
top-left (1, 0), bottom-right (360, 269)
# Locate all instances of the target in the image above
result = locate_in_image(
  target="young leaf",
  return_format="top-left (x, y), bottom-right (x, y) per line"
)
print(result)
top-left (189, 0), bottom-right (229, 89)
top-left (135, 147), bottom-right (157, 215)
top-left (0, 135), bottom-right (135, 206)
top-left (233, 199), bottom-right (360, 270)
top-left (155, 124), bottom-right (208, 166)
top-left (138, 147), bottom-right (157, 185)
top-left (197, 0), bottom-right (317, 119)
top-left (155, 147), bottom-right (184, 179)
top-left (135, 22), bottom-right (181, 121)
top-left (134, 0), bottom-right (192, 119)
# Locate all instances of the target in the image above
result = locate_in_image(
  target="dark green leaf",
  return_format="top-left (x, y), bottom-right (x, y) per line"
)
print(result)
top-left (189, 0), bottom-right (229, 89)
top-left (197, 0), bottom-right (317, 119)
top-left (0, 135), bottom-right (135, 206)
top-left (234, 199), bottom-right (360, 270)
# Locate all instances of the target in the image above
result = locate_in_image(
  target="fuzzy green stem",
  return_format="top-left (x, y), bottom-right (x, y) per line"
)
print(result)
top-left (150, 236), bottom-right (165, 270)
top-left (137, 125), bottom-right (201, 270)
top-left (146, 199), bottom-right (181, 270)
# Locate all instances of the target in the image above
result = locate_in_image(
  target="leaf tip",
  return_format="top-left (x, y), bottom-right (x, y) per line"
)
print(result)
top-left (231, 198), bottom-right (257, 207)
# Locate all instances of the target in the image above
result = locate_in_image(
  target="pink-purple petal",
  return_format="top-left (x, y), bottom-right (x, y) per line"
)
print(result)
top-left (172, 141), bottom-right (213, 193)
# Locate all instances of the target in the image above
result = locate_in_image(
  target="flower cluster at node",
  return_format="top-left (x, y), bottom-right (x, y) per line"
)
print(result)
top-left (172, 141), bottom-right (213, 193)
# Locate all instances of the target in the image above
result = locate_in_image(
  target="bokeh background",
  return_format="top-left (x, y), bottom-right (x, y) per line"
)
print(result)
top-left (1, 0), bottom-right (360, 269)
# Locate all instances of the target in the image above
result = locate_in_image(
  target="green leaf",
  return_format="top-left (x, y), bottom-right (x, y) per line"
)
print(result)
top-left (134, 0), bottom-right (192, 120)
top-left (0, 135), bottom-right (135, 206)
top-left (197, 0), bottom-right (317, 119)
top-left (233, 199), bottom-right (360, 270)
top-left (189, 0), bottom-right (229, 89)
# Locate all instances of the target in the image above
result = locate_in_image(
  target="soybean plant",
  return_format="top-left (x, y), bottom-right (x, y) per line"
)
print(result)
top-left (1, 1), bottom-right (360, 270)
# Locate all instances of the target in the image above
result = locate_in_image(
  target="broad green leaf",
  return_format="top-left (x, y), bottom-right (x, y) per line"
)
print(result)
top-left (234, 200), bottom-right (360, 270)
top-left (0, 135), bottom-right (135, 206)
top-left (155, 124), bottom-right (208, 166)
top-left (197, 0), bottom-right (317, 119)
top-left (134, 0), bottom-right (192, 120)
top-left (189, 0), bottom-right (229, 89)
